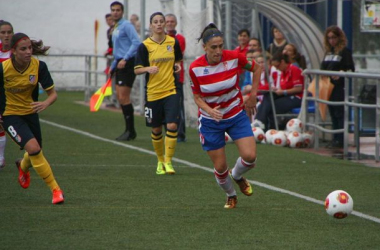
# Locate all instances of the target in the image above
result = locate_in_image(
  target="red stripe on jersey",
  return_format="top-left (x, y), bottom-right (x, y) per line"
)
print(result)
top-left (189, 50), bottom-right (251, 119)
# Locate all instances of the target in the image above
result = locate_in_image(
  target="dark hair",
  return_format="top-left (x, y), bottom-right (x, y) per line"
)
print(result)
top-left (249, 37), bottom-right (261, 46)
top-left (110, 1), bottom-right (124, 12)
top-left (197, 23), bottom-right (223, 44)
top-left (0, 20), bottom-right (13, 32)
top-left (149, 12), bottom-right (165, 24)
top-left (11, 33), bottom-right (50, 56)
top-left (272, 52), bottom-right (290, 64)
top-left (246, 49), bottom-right (255, 55)
top-left (105, 13), bottom-right (112, 18)
top-left (238, 29), bottom-right (250, 37)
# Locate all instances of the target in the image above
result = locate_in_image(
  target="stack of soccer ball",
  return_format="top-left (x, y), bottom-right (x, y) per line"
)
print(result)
top-left (251, 118), bottom-right (314, 148)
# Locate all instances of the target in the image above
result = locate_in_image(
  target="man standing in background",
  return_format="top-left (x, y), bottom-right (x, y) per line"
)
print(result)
top-left (165, 13), bottom-right (187, 142)
top-left (110, 1), bottom-right (141, 141)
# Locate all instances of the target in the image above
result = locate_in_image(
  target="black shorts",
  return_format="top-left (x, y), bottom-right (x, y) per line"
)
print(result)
top-left (115, 58), bottom-right (136, 87)
top-left (144, 93), bottom-right (180, 127)
top-left (3, 114), bottom-right (42, 149)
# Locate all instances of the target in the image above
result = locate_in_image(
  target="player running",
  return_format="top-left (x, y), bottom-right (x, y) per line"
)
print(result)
top-left (0, 20), bottom-right (14, 169)
top-left (189, 23), bottom-right (261, 208)
top-left (0, 33), bottom-right (64, 204)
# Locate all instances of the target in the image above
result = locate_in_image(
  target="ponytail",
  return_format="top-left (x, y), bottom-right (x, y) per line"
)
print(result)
top-left (11, 33), bottom-right (50, 56)
top-left (197, 23), bottom-right (223, 44)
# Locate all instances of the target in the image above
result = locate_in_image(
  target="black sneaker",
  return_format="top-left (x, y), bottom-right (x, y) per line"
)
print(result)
top-left (116, 131), bottom-right (137, 141)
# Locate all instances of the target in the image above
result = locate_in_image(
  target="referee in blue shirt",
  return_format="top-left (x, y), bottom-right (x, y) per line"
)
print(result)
top-left (110, 1), bottom-right (141, 141)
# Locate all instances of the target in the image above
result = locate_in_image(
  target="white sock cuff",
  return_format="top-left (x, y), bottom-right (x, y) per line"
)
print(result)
top-left (214, 168), bottom-right (229, 179)
top-left (241, 157), bottom-right (256, 168)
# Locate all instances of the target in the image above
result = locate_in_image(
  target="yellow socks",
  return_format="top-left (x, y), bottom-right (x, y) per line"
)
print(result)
top-left (165, 129), bottom-right (178, 163)
top-left (29, 150), bottom-right (59, 192)
top-left (20, 151), bottom-right (32, 173)
top-left (151, 132), bottom-right (165, 163)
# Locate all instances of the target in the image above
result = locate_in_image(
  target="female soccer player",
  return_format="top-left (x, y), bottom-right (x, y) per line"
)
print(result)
top-left (0, 20), bottom-right (14, 169)
top-left (189, 23), bottom-right (261, 209)
top-left (134, 12), bottom-right (182, 175)
top-left (0, 33), bottom-right (64, 204)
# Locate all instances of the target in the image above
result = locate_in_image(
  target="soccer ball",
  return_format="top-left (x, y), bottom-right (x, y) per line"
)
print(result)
top-left (325, 190), bottom-right (354, 219)
top-left (252, 127), bottom-right (265, 142)
top-left (271, 131), bottom-right (287, 146)
top-left (251, 119), bottom-right (265, 130)
top-left (265, 129), bottom-right (278, 144)
top-left (286, 118), bottom-right (303, 133)
top-left (287, 131), bottom-right (303, 148)
top-left (224, 132), bottom-right (233, 143)
top-left (302, 131), bottom-right (314, 148)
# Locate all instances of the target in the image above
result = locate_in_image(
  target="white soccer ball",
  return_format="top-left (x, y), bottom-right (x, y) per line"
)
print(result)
top-left (287, 131), bottom-right (303, 148)
top-left (251, 119), bottom-right (265, 130)
top-left (325, 190), bottom-right (354, 219)
top-left (286, 118), bottom-right (303, 133)
top-left (265, 129), bottom-right (278, 144)
top-left (302, 131), bottom-right (314, 148)
top-left (271, 131), bottom-right (287, 147)
top-left (224, 132), bottom-right (233, 143)
top-left (252, 127), bottom-right (265, 142)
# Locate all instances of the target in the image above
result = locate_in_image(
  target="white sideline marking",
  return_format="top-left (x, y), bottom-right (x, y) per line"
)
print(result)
top-left (41, 119), bottom-right (380, 224)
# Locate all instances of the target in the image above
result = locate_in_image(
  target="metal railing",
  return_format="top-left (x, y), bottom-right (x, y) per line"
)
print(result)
top-left (302, 69), bottom-right (380, 162)
top-left (47, 54), bottom-right (108, 101)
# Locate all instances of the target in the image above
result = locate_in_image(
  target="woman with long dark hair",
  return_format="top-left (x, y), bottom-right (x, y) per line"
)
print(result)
top-left (0, 33), bottom-right (64, 204)
top-left (189, 23), bottom-right (261, 209)
top-left (134, 12), bottom-right (182, 175)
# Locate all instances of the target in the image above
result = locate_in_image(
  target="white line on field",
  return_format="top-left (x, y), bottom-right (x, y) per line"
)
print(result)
top-left (41, 119), bottom-right (380, 224)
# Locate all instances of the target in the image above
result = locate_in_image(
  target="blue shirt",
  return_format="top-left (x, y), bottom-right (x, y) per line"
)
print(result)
top-left (111, 19), bottom-right (141, 70)
top-left (242, 70), bottom-right (252, 89)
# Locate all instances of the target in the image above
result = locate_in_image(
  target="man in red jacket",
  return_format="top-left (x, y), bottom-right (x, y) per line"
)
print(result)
top-left (165, 13), bottom-right (187, 142)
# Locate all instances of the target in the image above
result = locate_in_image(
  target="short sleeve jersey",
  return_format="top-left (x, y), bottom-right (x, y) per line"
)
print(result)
top-left (0, 43), bottom-right (11, 63)
top-left (279, 64), bottom-right (304, 98)
top-left (0, 57), bottom-right (54, 115)
top-left (134, 35), bottom-right (183, 101)
top-left (189, 50), bottom-right (251, 119)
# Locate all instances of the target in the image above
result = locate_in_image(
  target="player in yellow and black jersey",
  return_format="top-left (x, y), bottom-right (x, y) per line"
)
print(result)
top-left (0, 33), bottom-right (64, 204)
top-left (134, 12), bottom-right (182, 175)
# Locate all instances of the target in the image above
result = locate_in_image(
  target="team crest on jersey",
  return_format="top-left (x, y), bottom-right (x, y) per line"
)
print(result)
top-left (167, 45), bottom-right (173, 52)
top-left (29, 75), bottom-right (36, 84)
top-left (223, 61), bottom-right (228, 71)
top-left (203, 68), bottom-right (209, 75)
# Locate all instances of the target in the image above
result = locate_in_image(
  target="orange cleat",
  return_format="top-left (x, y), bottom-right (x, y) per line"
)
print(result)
top-left (52, 189), bottom-right (65, 204)
top-left (16, 159), bottom-right (30, 189)
top-left (224, 195), bottom-right (237, 209)
top-left (230, 170), bottom-right (253, 196)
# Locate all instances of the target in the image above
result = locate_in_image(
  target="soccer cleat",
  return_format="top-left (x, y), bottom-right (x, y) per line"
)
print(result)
top-left (156, 162), bottom-right (166, 175)
top-left (224, 195), bottom-right (237, 209)
top-left (16, 159), bottom-right (30, 189)
top-left (116, 131), bottom-right (137, 141)
top-left (52, 189), bottom-right (65, 204)
top-left (230, 170), bottom-right (253, 196)
top-left (164, 162), bottom-right (175, 175)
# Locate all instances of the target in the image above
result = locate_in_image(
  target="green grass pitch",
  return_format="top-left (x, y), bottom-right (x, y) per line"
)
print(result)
top-left (0, 91), bottom-right (379, 250)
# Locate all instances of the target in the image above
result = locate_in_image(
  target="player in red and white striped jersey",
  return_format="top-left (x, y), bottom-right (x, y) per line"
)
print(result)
top-left (189, 23), bottom-right (261, 209)
top-left (0, 20), bottom-right (14, 168)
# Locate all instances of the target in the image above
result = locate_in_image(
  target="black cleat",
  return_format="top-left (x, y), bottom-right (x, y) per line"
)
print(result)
top-left (116, 131), bottom-right (137, 141)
